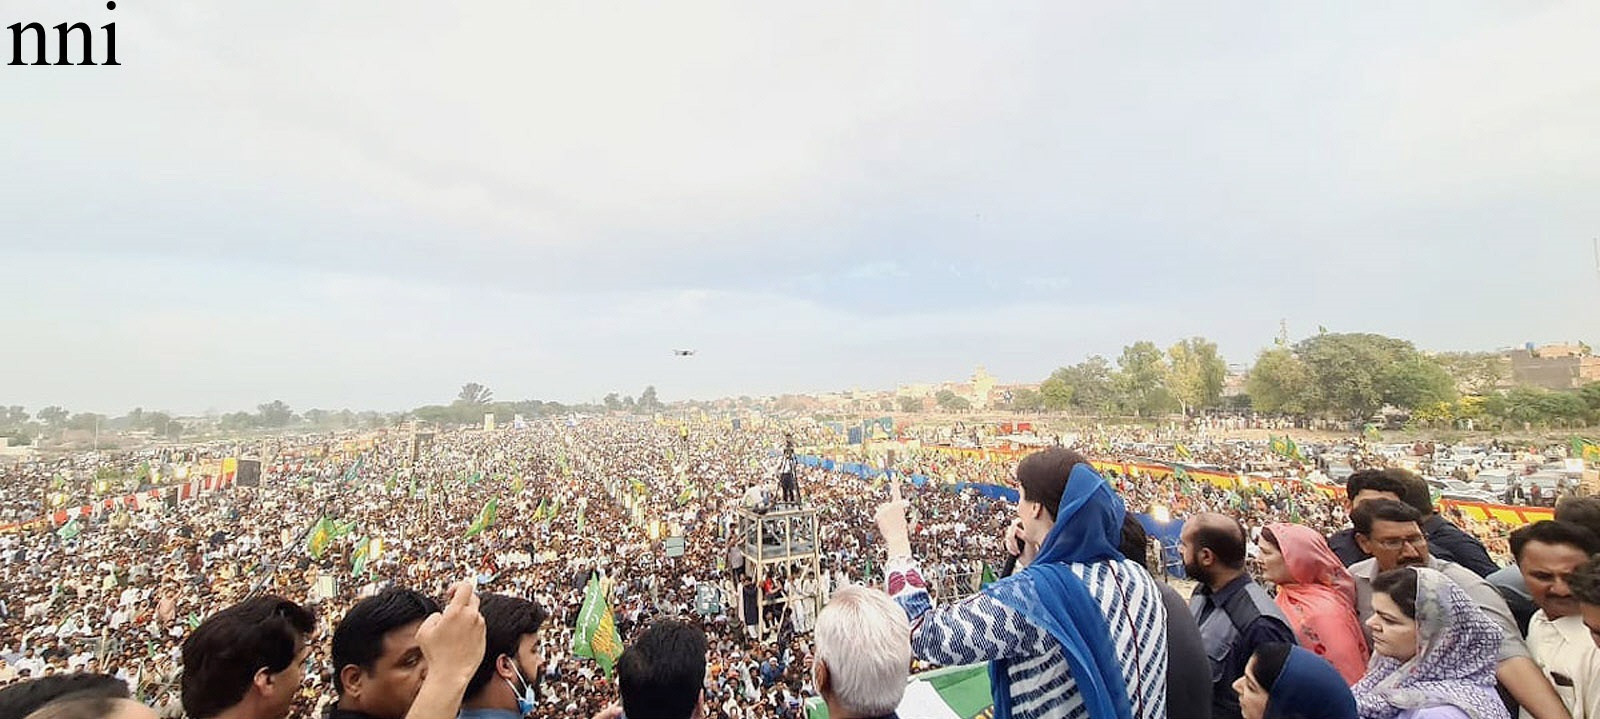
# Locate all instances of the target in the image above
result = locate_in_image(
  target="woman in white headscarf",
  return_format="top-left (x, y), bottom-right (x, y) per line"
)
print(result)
top-left (1352, 566), bottom-right (1509, 719)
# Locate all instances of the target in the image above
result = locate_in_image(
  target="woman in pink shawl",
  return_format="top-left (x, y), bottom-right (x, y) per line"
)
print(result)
top-left (1260, 523), bottom-right (1370, 684)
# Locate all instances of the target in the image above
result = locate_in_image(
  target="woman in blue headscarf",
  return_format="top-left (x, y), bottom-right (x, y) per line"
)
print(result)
top-left (1233, 643), bottom-right (1358, 719)
top-left (874, 448), bottom-right (1168, 719)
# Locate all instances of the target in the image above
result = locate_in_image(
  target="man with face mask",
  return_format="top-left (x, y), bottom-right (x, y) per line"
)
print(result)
top-left (457, 593), bottom-right (547, 719)
top-left (1348, 499), bottom-right (1573, 719)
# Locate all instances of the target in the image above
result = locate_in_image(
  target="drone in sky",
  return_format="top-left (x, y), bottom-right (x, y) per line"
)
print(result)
top-left (673, 349), bottom-right (696, 357)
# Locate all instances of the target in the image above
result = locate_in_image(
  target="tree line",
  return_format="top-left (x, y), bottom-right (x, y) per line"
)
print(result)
top-left (1000, 331), bottom-right (1600, 431)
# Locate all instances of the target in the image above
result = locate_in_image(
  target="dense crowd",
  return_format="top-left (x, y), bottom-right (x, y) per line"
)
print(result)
top-left (0, 418), bottom-right (1594, 719)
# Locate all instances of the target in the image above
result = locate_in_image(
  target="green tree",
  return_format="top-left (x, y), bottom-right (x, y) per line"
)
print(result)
top-left (67, 412), bottom-right (105, 431)
top-left (897, 396), bottom-right (922, 413)
top-left (220, 411), bottom-right (257, 431)
top-left (1379, 357), bottom-right (1458, 410)
top-left (304, 408), bottom-right (329, 427)
top-left (1166, 337), bottom-right (1227, 414)
top-left (256, 400), bottom-right (295, 428)
top-left (1293, 333), bottom-right (1418, 421)
top-left (1247, 347), bottom-right (1312, 414)
top-left (603, 393), bottom-right (621, 411)
top-left (638, 386), bottom-right (662, 413)
top-left (1115, 341), bottom-right (1174, 416)
top-left (1010, 387), bottom-right (1045, 412)
top-left (1039, 377), bottom-right (1075, 411)
top-left (1041, 356), bottom-right (1115, 413)
top-left (456, 383), bottom-right (493, 405)
top-left (0, 406), bottom-right (28, 426)
top-left (37, 406), bottom-right (68, 429)
top-left (1434, 352), bottom-right (1509, 396)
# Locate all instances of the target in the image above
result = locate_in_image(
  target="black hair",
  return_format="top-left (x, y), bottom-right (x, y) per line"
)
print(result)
top-left (1557, 497), bottom-right (1600, 536)
top-left (1351, 499), bottom-right (1421, 536)
top-left (1509, 520), bottom-right (1600, 562)
top-left (1344, 469), bottom-right (1411, 503)
top-left (1015, 448), bottom-right (1091, 520)
top-left (1249, 642), bottom-right (1293, 694)
top-left (1371, 568), bottom-right (1419, 620)
top-left (464, 593), bottom-right (548, 701)
top-left (331, 588), bottom-right (441, 694)
top-left (180, 596), bottom-right (316, 719)
top-left (20, 695), bottom-right (130, 719)
top-left (1190, 516), bottom-right (1247, 569)
top-left (1568, 555), bottom-right (1600, 607)
top-left (1394, 472), bottom-right (1436, 517)
top-left (618, 620), bottom-right (708, 719)
top-left (0, 674), bottom-right (128, 719)
top-left (1118, 515), bottom-right (1148, 565)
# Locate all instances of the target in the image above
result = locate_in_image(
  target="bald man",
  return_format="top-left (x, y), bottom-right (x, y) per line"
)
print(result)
top-left (1181, 513), bottom-right (1296, 719)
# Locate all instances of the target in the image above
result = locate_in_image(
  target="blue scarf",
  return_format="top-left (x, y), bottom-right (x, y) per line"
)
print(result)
top-left (983, 463), bottom-right (1133, 719)
top-left (1268, 646), bottom-right (1357, 719)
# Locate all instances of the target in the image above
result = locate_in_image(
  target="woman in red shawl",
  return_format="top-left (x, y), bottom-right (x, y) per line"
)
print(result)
top-left (1259, 522), bottom-right (1370, 684)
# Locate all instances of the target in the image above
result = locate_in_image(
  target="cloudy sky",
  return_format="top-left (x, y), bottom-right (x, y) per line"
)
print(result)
top-left (4, 1), bottom-right (1598, 415)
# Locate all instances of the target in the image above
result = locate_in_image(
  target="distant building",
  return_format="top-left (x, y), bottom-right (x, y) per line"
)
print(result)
top-left (970, 366), bottom-right (997, 409)
top-left (1508, 343), bottom-right (1600, 390)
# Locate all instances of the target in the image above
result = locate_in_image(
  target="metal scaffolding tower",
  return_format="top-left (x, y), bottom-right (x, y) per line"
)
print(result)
top-left (736, 505), bottom-right (823, 641)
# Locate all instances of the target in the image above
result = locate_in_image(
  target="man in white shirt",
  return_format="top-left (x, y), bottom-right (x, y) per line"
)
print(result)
top-left (1349, 499), bottom-right (1573, 719)
top-left (1517, 520), bottom-right (1600, 719)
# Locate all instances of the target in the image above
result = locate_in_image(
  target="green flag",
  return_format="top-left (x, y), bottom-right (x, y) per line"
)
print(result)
top-left (57, 517), bottom-right (82, 540)
top-left (676, 486), bottom-right (694, 506)
top-left (806, 663), bottom-right (992, 719)
top-left (1363, 424), bottom-right (1383, 443)
top-left (466, 498), bottom-right (499, 537)
top-left (511, 475), bottom-right (525, 494)
top-left (1172, 465), bottom-right (1196, 494)
top-left (351, 536), bottom-right (370, 577)
top-left (1572, 437), bottom-right (1600, 465)
top-left (533, 498), bottom-right (547, 521)
top-left (979, 563), bottom-right (997, 589)
top-left (306, 516), bottom-right (335, 559)
top-left (571, 577), bottom-right (624, 677)
top-left (342, 455), bottom-right (365, 484)
top-left (576, 509), bottom-right (585, 533)
top-left (1174, 443), bottom-right (1193, 461)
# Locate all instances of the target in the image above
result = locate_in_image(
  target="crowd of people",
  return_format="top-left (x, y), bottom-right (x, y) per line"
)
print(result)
top-left (0, 418), bottom-right (1595, 719)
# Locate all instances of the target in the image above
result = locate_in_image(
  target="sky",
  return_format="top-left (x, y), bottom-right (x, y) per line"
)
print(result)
top-left (3, 1), bottom-right (1599, 415)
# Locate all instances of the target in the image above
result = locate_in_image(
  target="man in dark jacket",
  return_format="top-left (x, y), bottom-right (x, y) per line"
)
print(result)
top-left (1396, 471), bottom-right (1499, 577)
top-left (1325, 469), bottom-right (1410, 566)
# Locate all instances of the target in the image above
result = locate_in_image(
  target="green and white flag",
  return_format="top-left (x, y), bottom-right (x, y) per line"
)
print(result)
top-left (466, 498), bottom-right (498, 538)
top-left (57, 517), bottom-right (82, 540)
top-left (805, 663), bottom-right (992, 719)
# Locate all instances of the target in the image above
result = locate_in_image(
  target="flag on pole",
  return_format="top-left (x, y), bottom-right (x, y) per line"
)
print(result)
top-left (532, 498), bottom-right (547, 521)
top-left (1174, 443), bottom-right (1193, 461)
top-left (57, 517), bottom-right (82, 540)
top-left (466, 498), bottom-right (499, 537)
top-left (1363, 424), bottom-right (1383, 443)
top-left (571, 577), bottom-right (624, 677)
top-left (306, 517), bottom-right (335, 559)
top-left (342, 456), bottom-right (365, 484)
top-left (979, 563), bottom-right (997, 589)
top-left (676, 486), bottom-right (695, 506)
top-left (511, 475), bottom-right (525, 494)
top-left (351, 536), bottom-right (371, 577)
top-left (1172, 465), bottom-right (1197, 495)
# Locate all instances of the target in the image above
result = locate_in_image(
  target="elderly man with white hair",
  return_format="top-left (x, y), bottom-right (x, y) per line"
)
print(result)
top-left (813, 586), bottom-right (911, 719)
